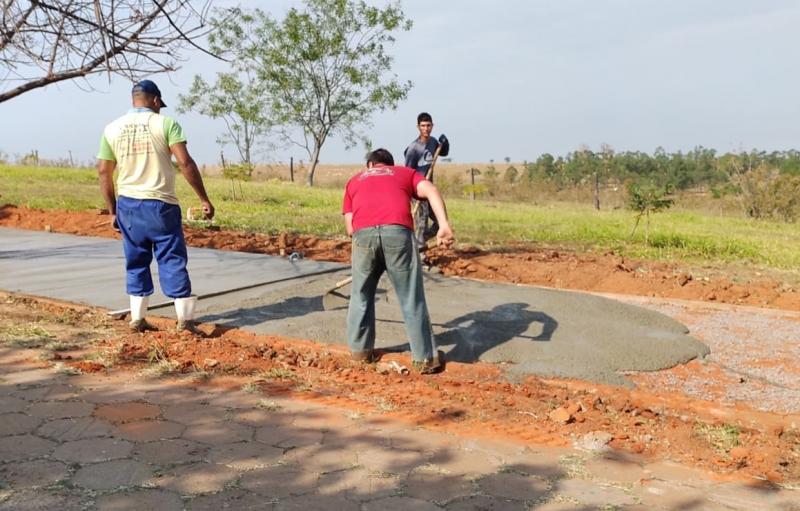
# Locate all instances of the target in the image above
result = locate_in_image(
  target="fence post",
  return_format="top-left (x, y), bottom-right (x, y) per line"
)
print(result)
top-left (290, 156), bottom-right (294, 182)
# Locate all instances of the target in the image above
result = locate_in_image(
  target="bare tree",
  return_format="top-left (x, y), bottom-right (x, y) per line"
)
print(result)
top-left (0, 0), bottom-right (217, 103)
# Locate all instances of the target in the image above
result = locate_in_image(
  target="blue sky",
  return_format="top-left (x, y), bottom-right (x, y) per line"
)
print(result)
top-left (2, 0), bottom-right (799, 165)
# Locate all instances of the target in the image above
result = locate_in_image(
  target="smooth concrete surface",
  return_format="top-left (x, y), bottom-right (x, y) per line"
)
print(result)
top-left (0, 227), bottom-right (709, 386)
top-left (0, 228), bottom-right (347, 312)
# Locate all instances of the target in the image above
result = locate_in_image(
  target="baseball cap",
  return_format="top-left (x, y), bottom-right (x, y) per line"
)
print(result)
top-left (131, 79), bottom-right (167, 107)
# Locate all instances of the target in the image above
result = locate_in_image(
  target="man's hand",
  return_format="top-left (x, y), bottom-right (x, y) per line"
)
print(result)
top-left (111, 215), bottom-right (120, 232)
top-left (201, 201), bottom-right (215, 220)
top-left (436, 223), bottom-right (454, 248)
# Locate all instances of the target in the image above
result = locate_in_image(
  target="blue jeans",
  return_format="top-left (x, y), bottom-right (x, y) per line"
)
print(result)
top-left (346, 225), bottom-right (436, 362)
top-left (116, 196), bottom-right (191, 298)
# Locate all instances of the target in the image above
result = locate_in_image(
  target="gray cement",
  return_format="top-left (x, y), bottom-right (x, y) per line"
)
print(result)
top-left (0, 227), bottom-right (709, 386)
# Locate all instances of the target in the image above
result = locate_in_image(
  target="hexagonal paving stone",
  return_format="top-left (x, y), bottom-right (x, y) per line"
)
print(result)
top-left (133, 439), bottom-right (208, 465)
top-left (0, 396), bottom-right (29, 413)
top-left (36, 417), bottom-right (115, 441)
top-left (255, 424), bottom-right (323, 449)
top-left (94, 402), bottom-right (161, 424)
top-left (36, 384), bottom-right (82, 401)
top-left (0, 460), bottom-right (71, 488)
top-left (282, 444), bottom-right (358, 473)
top-left (427, 447), bottom-right (504, 477)
top-left (156, 462), bottom-right (240, 495)
top-left (362, 496), bottom-right (442, 511)
top-left (633, 479), bottom-right (712, 510)
top-left (142, 388), bottom-right (209, 406)
top-left (182, 421), bottom-right (253, 445)
top-left (445, 496), bottom-right (538, 511)
top-left (705, 482), bottom-right (800, 511)
top-left (0, 489), bottom-right (87, 511)
top-left (52, 438), bottom-right (133, 463)
top-left (0, 434), bottom-right (55, 462)
top-left (0, 413), bottom-right (42, 436)
top-left (188, 489), bottom-right (274, 511)
top-left (207, 442), bottom-right (284, 470)
top-left (161, 403), bottom-right (226, 425)
top-left (232, 408), bottom-right (292, 427)
top-left (274, 493), bottom-right (359, 511)
top-left (206, 391), bottom-right (262, 410)
top-left (95, 489), bottom-right (184, 511)
top-left (71, 459), bottom-right (153, 491)
top-left (584, 454), bottom-right (646, 484)
top-left (27, 401), bottom-right (94, 419)
top-left (316, 467), bottom-right (400, 501)
top-left (355, 446), bottom-right (428, 474)
top-left (554, 479), bottom-right (636, 507)
top-left (115, 420), bottom-right (185, 442)
top-left (239, 464), bottom-right (318, 498)
top-left (477, 471), bottom-right (551, 501)
top-left (1, 368), bottom-right (59, 386)
top-left (12, 384), bottom-right (80, 402)
top-left (405, 467), bottom-right (475, 504)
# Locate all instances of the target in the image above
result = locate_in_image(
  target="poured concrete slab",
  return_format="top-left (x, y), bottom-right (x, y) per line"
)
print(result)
top-left (196, 273), bottom-right (709, 386)
top-left (0, 227), bottom-right (347, 311)
top-left (0, 228), bottom-right (709, 386)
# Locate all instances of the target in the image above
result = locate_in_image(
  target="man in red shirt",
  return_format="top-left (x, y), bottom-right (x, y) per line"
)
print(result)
top-left (342, 148), bottom-right (454, 373)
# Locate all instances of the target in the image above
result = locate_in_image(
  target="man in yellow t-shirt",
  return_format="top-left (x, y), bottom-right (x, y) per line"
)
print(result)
top-left (97, 80), bottom-right (214, 333)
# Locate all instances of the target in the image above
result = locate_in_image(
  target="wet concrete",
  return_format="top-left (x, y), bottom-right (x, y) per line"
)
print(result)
top-left (1, 227), bottom-right (709, 386)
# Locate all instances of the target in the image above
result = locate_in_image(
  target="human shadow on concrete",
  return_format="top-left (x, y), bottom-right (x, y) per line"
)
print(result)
top-left (200, 295), bottom-right (326, 327)
top-left (381, 302), bottom-right (557, 363)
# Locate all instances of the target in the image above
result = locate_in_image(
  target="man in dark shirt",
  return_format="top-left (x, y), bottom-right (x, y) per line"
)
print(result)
top-left (404, 112), bottom-right (450, 262)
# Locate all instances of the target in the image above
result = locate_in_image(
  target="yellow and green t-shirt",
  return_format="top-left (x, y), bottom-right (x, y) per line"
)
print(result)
top-left (97, 108), bottom-right (187, 204)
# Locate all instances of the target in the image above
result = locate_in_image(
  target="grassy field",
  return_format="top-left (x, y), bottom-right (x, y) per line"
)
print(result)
top-left (2, 164), bottom-right (799, 272)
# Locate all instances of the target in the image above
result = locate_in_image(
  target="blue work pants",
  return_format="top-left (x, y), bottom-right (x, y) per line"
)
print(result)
top-left (116, 196), bottom-right (191, 298)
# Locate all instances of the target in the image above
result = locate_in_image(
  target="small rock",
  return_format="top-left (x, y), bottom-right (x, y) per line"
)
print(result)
top-left (574, 431), bottom-right (613, 453)
top-left (44, 225), bottom-right (52, 232)
top-left (203, 358), bottom-right (219, 368)
top-left (730, 447), bottom-right (749, 460)
top-left (548, 407), bottom-right (573, 424)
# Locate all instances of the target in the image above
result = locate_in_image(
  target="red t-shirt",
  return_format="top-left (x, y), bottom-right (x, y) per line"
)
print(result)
top-left (342, 165), bottom-right (425, 233)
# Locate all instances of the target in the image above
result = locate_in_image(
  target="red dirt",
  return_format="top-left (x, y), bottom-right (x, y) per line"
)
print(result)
top-left (84, 321), bottom-right (800, 483)
top-left (3, 204), bottom-right (799, 311)
top-left (4, 205), bottom-right (800, 483)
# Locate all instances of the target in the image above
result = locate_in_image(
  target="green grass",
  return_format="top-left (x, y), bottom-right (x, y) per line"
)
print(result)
top-left (3, 164), bottom-right (800, 271)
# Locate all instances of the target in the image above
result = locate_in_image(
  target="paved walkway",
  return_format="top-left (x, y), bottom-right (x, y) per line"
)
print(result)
top-left (1, 346), bottom-right (798, 510)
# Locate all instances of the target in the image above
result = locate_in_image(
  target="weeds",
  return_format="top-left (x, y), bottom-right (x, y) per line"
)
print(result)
top-left (141, 360), bottom-right (181, 377)
top-left (559, 454), bottom-right (590, 479)
top-left (694, 422), bottom-right (741, 453)
top-left (258, 367), bottom-right (298, 381)
top-left (52, 362), bottom-right (82, 376)
top-left (257, 399), bottom-right (283, 411)
top-left (241, 382), bottom-right (261, 393)
top-left (0, 324), bottom-right (54, 347)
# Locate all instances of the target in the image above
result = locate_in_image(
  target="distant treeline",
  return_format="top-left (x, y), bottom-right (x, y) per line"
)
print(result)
top-left (520, 147), bottom-right (800, 191)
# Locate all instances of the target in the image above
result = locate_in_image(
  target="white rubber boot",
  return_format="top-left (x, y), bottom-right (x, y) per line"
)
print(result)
top-left (129, 296), bottom-right (155, 332)
top-left (174, 296), bottom-right (199, 333)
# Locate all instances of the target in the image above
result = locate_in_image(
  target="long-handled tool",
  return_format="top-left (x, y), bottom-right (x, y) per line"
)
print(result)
top-left (323, 136), bottom-right (448, 302)
top-left (107, 266), bottom-right (347, 319)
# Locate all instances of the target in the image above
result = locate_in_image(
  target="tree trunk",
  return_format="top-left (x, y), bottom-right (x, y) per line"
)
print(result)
top-left (306, 142), bottom-right (322, 187)
top-left (594, 171), bottom-right (600, 210)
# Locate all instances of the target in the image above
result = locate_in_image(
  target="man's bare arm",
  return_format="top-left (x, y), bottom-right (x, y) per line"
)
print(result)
top-left (416, 180), bottom-right (454, 247)
top-left (170, 142), bottom-right (214, 220)
top-left (344, 212), bottom-right (354, 236)
top-left (97, 159), bottom-right (119, 229)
